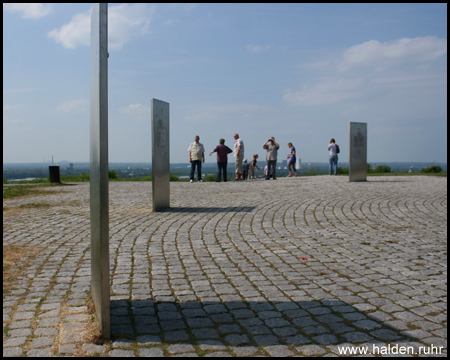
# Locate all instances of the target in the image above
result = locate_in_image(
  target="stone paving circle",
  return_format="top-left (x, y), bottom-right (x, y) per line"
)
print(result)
top-left (3, 175), bottom-right (447, 357)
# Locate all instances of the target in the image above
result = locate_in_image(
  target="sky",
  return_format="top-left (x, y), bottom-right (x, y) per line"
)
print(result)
top-left (3, 3), bottom-right (447, 164)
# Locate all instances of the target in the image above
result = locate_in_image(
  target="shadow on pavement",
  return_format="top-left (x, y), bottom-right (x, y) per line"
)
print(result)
top-left (107, 298), bottom-right (419, 352)
top-left (162, 206), bottom-right (257, 213)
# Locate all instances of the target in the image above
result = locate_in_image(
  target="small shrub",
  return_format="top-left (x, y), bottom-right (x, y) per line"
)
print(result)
top-left (108, 170), bottom-right (119, 180)
top-left (420, 165), bottom-right (442, 173)
top-left (60, 173), bottom-right (90, 182)
top-left (204, 174), bottom-right (218, 182)
top-left (374, 165), bottom-right (391, 173)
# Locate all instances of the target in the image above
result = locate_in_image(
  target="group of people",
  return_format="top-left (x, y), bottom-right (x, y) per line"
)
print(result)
top-left (188, 134), bottom-right (339, 182)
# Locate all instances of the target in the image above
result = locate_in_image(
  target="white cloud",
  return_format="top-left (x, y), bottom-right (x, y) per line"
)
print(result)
top-left (338, 36), bottom-right (447, 71)
top-left (48, 11), bottom-right (91, 49)
top-left (246, 44), bottom-right (270, 53)
top-left (166, 3), bottom-right (199, 12)
top-left (108, 3), bottom-right (155, 50)
top-left (370, 74), bottom-right (445, 87)
top-left (48, 3), bottom-right (156, 50)
top-left (182, 103), bottom-right (274, 124)
top-left (183, 4), bottom-right (199, 12)
top-left (284, 78), bottom-right (364, 106)
top-left (3, 88), bottom-right (37, 94)
top-left (162, 4), bottom-right (198, 26)
top-left (119, 104), bottom-right (150, 120)
top-left (3, 104), bottom-right (17, 111)
top-left (3, 3), bottom-right (52, 19)
top-left (3, 114), bottom-right (25, 126)
top-left (285, 36), bottom-right (447, 107)
top-left (11, 118), bottom-right (25, 125)
top-left (57, 99), bottom-right (88, 113)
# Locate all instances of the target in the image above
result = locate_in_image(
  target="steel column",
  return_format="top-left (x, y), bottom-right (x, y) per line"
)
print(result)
top-left (151, 99), bottom-right (170, 211)
top-left (90, 3), bottom-right (110, 338)
top-left (349, 122), bottom-right (368, 182)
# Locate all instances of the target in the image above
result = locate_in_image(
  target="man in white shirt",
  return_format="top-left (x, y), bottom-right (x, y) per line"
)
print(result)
top-left (233, 133), bottom-right (244, 180)
top-left (188, 135), bottom-right (205, 182)
top-left (263, 137), bottom-right (280, 180)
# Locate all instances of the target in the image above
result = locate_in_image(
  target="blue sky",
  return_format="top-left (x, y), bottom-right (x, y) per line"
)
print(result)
top-left (3, 3), bottom-right (447, 164)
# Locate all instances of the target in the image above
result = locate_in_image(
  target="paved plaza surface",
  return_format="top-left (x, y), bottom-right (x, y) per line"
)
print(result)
top-left (3, 176), bottom-right (447, 357)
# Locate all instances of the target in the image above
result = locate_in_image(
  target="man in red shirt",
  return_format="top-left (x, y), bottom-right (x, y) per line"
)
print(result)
top-left (209, 138), bottom-right (233, 182)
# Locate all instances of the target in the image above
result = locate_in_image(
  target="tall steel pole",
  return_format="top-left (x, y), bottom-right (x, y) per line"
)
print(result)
top-left (90, 3), bottom-right (110, 338)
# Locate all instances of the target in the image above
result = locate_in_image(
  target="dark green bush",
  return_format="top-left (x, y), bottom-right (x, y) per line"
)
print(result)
top-left (204, 174), bottom-right (218, 182)
top-left (108, 170), bottom-right (119, 180)
top-left (420, 165), bottom-right (442, 173)
top-left (60, 173), bottom-right (90, 182)
top-left (374, 165), bottom-right (391, 173)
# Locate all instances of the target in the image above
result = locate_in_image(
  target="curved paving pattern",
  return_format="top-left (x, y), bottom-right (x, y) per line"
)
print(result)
top-left (3, 176), bottom-right (447, 357)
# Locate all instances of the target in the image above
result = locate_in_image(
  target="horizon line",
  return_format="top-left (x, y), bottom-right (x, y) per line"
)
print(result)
top-left (3, 160), bottom-right (447, 165)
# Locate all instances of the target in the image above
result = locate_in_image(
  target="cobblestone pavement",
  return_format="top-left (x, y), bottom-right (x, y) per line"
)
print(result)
top-left (3, 176), bottom-right (447, 357)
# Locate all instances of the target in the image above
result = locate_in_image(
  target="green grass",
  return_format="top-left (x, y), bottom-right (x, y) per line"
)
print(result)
top-left (3, 244), bottom-right (39, 296)
top-left (3, 184), bottom-right (66, 200)
top-left (3, 169), bottom-right (446, 186)
top-left (3, 178), bottom-right (49, 184)
top-left (366, 171), bottom-right (447, 177)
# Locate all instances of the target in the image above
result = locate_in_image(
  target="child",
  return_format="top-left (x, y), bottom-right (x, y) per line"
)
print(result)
top-left (249, 154), bottom-right (260, 179)
top-left (242, 159), bottom-right (250, 180)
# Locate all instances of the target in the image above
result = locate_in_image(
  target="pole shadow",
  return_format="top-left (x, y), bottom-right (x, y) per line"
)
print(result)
top-left (363, 179), bottom-right (409, 183)
top-left (161, 206), bottom-right (257, 213)
top-left (107, 298), bottom-right (427, 355)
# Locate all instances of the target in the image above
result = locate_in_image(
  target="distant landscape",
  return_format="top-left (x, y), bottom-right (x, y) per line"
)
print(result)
top-left (3, 161), bottom-right (447, 182)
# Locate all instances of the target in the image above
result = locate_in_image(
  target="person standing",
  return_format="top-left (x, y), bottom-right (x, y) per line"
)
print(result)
top-left (263, 137), bottom-right (280, 180)
top-left (328, 138), bottom-right (338, 175)
top-left (249, 154), bottom-right (260, 179)
top-left (287, 142), bottom-right (298, 177)
top-left (242, 159), bottom-right (250, 180)
top-left (209, 138), bottom-right (233, 182)
top-left (233, 133), bottom-right (245, 180)
top-left (188, 135), bottom-right (205, 182)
